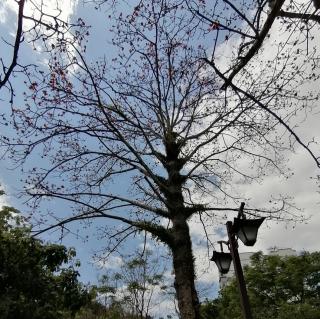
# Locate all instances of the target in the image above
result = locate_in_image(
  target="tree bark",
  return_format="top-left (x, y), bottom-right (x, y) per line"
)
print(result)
top-left (162, 133), bottom-right (200, 319)
top-left (172, 216), bottom-right (200, 319)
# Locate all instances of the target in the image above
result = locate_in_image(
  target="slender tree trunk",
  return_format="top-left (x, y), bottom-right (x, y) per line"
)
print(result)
top-left (171, 216), bottom-right (200, 319)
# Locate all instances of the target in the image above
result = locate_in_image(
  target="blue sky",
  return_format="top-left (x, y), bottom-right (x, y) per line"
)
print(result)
top-left (1, 1), bottom-right (320, 316)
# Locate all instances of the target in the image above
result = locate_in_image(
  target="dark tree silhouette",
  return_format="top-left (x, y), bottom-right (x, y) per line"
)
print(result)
top-left (2, 1), bottom-right (320, 318)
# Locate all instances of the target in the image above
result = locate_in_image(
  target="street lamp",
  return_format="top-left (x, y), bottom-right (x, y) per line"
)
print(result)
top-left (210, 242), bottom-right (232, 274)
top-left (211, 202), bottom-right (265, 319)
top-left (233, 211), bottom-right (265, 246)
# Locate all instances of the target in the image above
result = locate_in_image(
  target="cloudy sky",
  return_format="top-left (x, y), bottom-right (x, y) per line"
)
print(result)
top-left (190, 4), bottom-right (320, 295)
top-left (1, 0), bottom-right (320, 316)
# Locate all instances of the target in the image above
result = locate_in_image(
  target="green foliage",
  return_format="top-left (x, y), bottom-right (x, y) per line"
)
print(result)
top-left (0, 203), bottom-right (91, 319)
top-left (74, 298), bottom-right (127, 319)
top-left (199, 299), bottom-right (220, 319)
top-left (201, 251), bottom-right (320, 319)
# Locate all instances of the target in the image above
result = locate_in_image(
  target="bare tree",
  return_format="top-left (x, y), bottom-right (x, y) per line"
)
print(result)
top-left (96, 237), bottom-right (167, 319)
top-left (2, 1), bottom-right (320, 319)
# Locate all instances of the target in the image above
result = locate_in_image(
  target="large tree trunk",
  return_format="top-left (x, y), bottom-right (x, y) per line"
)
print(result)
top-left (172, 216), bottom-right (200, 319)
top-left (163, 133), bottom-right (200, 319)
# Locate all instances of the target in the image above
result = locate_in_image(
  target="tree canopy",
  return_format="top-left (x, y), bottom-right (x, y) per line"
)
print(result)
top-left (0, 203), bottom-right (91, 319)
top-left (201, 251), bottom-right (320, 319)
top-left (96, 248), bottom-right (167, 319)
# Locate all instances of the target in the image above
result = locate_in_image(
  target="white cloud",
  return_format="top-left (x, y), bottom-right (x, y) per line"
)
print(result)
top-left (0, 180), bottom-right (10, 207)
top-left (93, 254), bottom-right (124, 269)
top-left (242, 145), bottom-right (320, 253)
top-left (0, 0), bottom-right (79, 60)
top-left (0, 194), bottom-right (8, 207)
top-left (0, 5), bottom-right (6, 23)
top-left (1, 0), bottom-right (77, 26)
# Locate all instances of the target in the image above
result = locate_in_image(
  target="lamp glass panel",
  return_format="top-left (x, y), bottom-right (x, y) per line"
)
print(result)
top-left (237, 225), bottom-right (258, 246)
top-left (234, 217), bottom-right (265, 246)
top-left (211, 251), bottom-right (232, 274)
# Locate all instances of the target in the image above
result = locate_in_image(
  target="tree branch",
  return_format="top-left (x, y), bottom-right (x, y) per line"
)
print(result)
top-left (220, 0), bottom-right (286, 90)
top-left (0, 0), bottom-right (25, 92)
top-left (278, 10), bottom-right (320, 24)
top-left (206, 59), bottom-right (320, 168)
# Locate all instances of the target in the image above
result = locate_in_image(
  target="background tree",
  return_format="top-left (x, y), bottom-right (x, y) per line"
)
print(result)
top-left (96, 243), bottom-right (167, 319)
top-left (2, 1), bottom-right (320, 318)
top-left (0, 199), bottom-right (92, 319)
top-left (206, 251), bottom-right (320, 319)
top-left (74, 296), bottom-right (142, 319)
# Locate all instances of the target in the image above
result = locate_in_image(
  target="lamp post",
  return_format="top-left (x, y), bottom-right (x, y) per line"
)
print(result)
top-left (211, 202), bottom-right (265, 319)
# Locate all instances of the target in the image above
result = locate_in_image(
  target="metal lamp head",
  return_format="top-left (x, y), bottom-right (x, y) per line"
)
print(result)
top-left (233, 217), bottom-right (265, 246)
top-left (211, 251), bottom-right (232, 274)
